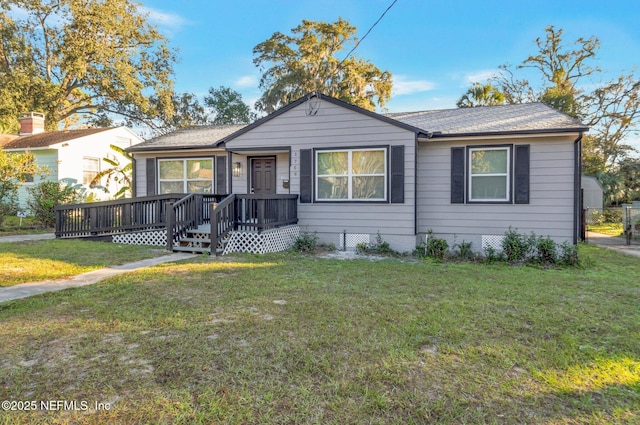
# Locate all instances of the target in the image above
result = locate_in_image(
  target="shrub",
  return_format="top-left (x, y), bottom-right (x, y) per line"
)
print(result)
top-left (357, 233), bottom-right (396, 255)
top-left (603, 208), bottom-right (622, 223)
top-left (293, 231), bottom-right (319, 253)
top-left (559, 241), bottom-right (580, 266)
top-left (453, 240), bottom-right (474, 260)
top-left (502, 228), bottom-right (528, 263)
top-left (27, 181), bottom-right (85, 228)
top-left (483, 245), bottom-right (501, 263)
top-left (415, 231), bottom-right (448, 260)
top-left (531, 235), bottom-right (557, 264)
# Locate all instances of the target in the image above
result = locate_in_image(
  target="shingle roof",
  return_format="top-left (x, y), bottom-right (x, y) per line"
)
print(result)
top-left (2, 127), bottom-right (113, 150)
top-left (0, 134), bottom-right (19, 148)
top-left (385, 103), bottom-right (587, 136)
top-left (128, 125), bottom-right (246, 152)
top-left (127, 100), bottom-right (588, 152)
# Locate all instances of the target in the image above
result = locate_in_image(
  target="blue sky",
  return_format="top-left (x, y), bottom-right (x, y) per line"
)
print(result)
top-left (140, 0), bottom-right (640, 115)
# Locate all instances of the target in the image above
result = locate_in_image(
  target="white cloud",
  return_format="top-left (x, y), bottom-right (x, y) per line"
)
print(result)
top-left (139, 6), bottom-right (189, 33)
top-left (235, 75), bottom-right (258, 88)
top-left (464, 69), bottom-right (501, 84)
top-left (392, 76), bottom-right (436, 96)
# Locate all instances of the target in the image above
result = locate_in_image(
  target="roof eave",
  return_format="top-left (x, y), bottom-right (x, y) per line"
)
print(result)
top-left (127, 144), bottom-right (226, 153)
top-left (424, 127), bottom-right (589, 140)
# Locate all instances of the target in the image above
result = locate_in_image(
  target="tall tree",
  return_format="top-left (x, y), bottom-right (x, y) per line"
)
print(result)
top-left (253, 18), bottom-right (392, 114)
top-left (456, 83), bottom-right (505, 107)
top-left (0, 0), bottom-right (184, 133)
top-left (204, 86), bottom-right (257, 125)
top-left (462, 26), bottom-right (640, 177)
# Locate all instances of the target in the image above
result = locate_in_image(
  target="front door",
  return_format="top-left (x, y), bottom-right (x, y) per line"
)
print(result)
top-left (251, 157), bottom-right (276, 194)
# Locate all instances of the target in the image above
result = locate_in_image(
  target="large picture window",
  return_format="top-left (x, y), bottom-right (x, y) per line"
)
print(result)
top-left (316, 148), bottom-right (386, 201)
top-left (158, 158), bottom-right (213, 194)
top-left (469, 147), bottom-right (510, 201)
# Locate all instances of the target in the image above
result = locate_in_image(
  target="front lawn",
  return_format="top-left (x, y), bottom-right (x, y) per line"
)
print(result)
top-left (0, 239), bottom-right (169, 286)
top-left (0, 245), bottom-right (638, 424)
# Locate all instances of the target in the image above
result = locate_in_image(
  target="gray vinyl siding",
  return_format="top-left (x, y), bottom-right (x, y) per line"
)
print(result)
top-left (227, 99), bottom-right (417, 252)
top-left (416, 135), bottom-right (577, 250)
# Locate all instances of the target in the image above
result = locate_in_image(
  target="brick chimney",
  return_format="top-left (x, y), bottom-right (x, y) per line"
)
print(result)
top-left (19, 112), bottom-right (45, 136)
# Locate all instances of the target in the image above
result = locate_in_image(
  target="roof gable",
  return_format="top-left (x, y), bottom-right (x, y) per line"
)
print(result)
top-left (219, 93), bottom-right (429, 146)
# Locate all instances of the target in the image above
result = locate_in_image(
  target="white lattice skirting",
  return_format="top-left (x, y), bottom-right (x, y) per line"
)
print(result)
top-left (113, 230), bottom-right (167, 246)
top-left (482, 235), bottom-right (505, 252)
top-left (338, 233), bottom-right (371, 250)
top-left (223, 225), bottom-right (300, 255)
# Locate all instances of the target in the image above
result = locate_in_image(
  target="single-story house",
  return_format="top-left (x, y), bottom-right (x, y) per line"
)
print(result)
top-left (117, 92), bottom-right (587, 254)
top-left (2, 112), bottom-right (143, 211)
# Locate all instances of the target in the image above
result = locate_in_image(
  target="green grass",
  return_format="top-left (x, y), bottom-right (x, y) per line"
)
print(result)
top-left (0, 216), bottom-right (51, 236)
top-left (0, 245), bottom-right (638, 424)
top-left (0, 239), bottom-right (169, 286)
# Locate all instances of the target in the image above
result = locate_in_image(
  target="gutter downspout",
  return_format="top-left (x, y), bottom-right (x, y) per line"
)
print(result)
top-left (415, 132), bottom-right (433, 237)
top-left (131, 155), bottom-right (137, 197)
top-left (574, 133), bottom-right (583, 244)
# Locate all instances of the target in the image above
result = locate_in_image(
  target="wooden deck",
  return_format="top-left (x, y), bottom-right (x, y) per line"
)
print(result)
top-left (55, 193), bottom-right (299, 255)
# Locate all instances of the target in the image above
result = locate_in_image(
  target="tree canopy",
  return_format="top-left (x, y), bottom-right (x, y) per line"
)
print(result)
top-left (458, 26), bottom-right (640, 204)
top-left (204, 86), bottom-right (256, 125)
top-left (456, 83), bottom-right (504, 108)
top-left (253, 18), bottom-right (393, 114)
top-left (0, 0), bottom-right (193, 133)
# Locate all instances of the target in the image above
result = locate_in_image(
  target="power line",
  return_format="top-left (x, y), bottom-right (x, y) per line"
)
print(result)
top-left (338, 0), bottom-right (399, 68)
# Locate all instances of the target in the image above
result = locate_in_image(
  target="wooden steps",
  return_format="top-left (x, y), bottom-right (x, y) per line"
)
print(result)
top-left (172, 225), bottom-right (227, 255)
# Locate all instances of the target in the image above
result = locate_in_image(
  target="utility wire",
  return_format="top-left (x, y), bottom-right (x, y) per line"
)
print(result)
top-left (337, 0), bottom-right (399, 69)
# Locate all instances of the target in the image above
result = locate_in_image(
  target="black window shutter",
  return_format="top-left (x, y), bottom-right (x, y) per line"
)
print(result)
top-left (514, 145), bottom-right (530, 204)
top-left (451, 147), bottom-right (465, 203)
top-left (216, 156), bottom-right (227, 194)
top-left (146, 158), bottom-right (156, 196)
top-left (390, 145), bottom-right (405, 203)
top-left (300, 149), bottom-right (312, 203)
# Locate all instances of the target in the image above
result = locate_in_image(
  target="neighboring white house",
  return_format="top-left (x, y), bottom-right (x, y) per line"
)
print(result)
top-left (581, 175), bottom-right (603, 209)
top-left (1, 112), bottom-right (143, 212)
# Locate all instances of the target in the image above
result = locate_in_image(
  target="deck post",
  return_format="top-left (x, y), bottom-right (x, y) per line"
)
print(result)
top-left (166, 202), bottom-right (175, 251)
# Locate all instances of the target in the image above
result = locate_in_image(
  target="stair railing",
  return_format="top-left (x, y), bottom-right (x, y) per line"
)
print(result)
top-left (210, 194), bottom-right (237, 255)
top-left (166, 194), bottom-right (204, 251)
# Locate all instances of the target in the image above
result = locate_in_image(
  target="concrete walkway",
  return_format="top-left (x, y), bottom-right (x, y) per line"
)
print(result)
top-left (585, 231), bottom-right (640, 259)
top-left (0, 233), bottom-right (55, 243)
top-left (0, 235), bottom-right (196, 302)
top-left (0, 252), bottom-right (197, 303)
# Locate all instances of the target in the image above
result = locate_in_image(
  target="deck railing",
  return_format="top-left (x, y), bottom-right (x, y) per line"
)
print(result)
top-left (56, 193), bottom-right (299, 254)
top-left (166, 194), bottom-right (227, 250)
top-left (210, 194), bottom-right (298, 255)
top-left (235, 194), bottom-right (298, 231)
top-left (210, 194), bottom-right (237, 253)
top-left (55, 193), bottom-right (226, 239)
top-left (55, 194), bottom-right (186, 238)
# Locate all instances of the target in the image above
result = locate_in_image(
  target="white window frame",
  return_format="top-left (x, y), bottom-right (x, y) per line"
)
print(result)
top-left (315, 148), bottom-right (387, 202)
top-left (158, 158), bottom-right (214, 194)
top-left (468, 146), bottom-right (510, 202)
top-left (83, 157), bottom-right (100, 187)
